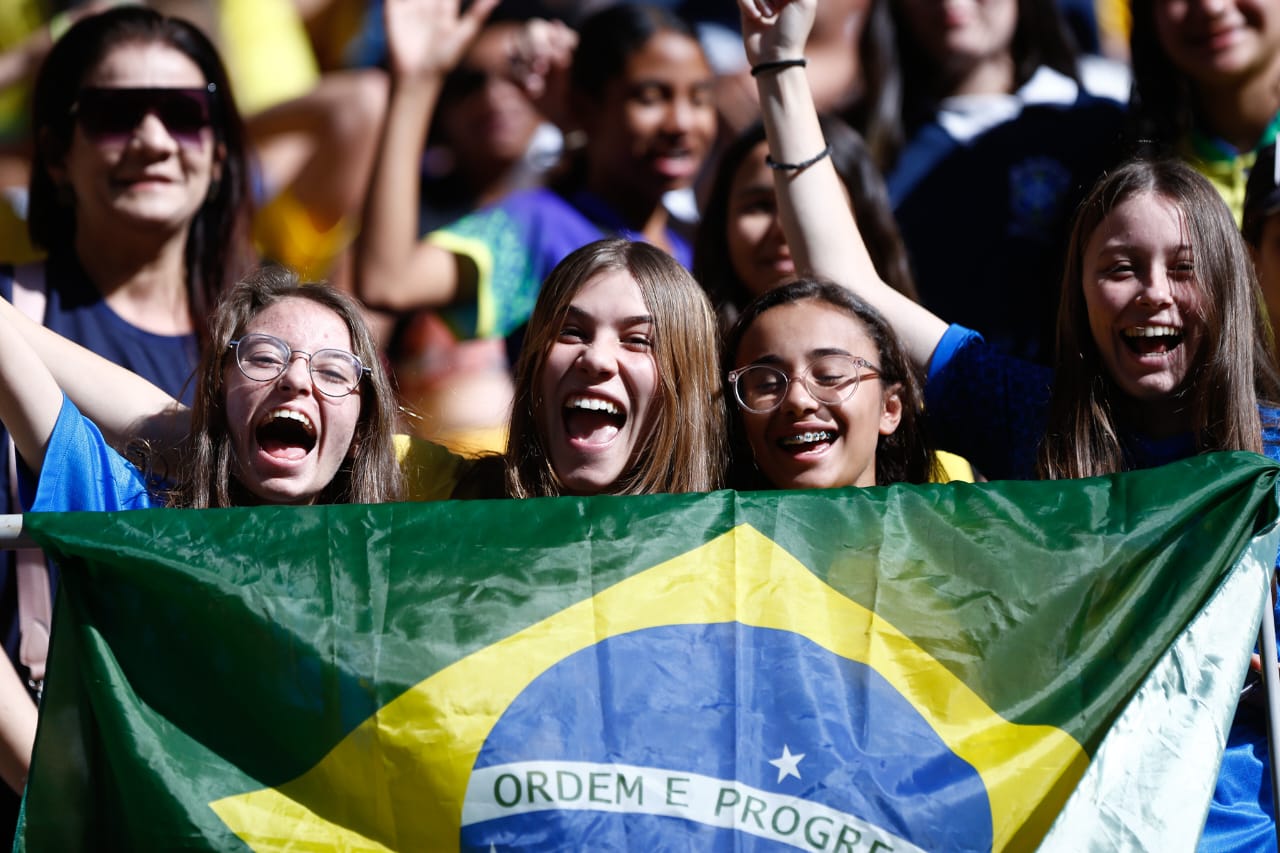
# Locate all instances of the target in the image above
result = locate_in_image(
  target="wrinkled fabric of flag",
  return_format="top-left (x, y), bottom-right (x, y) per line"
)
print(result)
top-left (16, 452), bottom-right (1280, 852)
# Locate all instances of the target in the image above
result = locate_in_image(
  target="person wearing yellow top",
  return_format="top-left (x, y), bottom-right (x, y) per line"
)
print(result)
top-left (1129, 0), bottom-right (1280, 224)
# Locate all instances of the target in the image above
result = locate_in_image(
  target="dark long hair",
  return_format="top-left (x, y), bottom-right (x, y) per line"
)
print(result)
top-left (1127, 0), bottom-right (1197, 152)
top-left (841, 0), bottom-right (904, 169)
top-left (695, 115), bottom-right (918, 333)
top-left (724, 278), bottom-right (938, 488)
top-left (1037, 158), bottom-right (1280, 479)
top-left (28, 6), bottom-right (252, 349)
top-left (172, 267), bottom-right (403, 508)
top-left (887, 0), bottom-right (1079, 164)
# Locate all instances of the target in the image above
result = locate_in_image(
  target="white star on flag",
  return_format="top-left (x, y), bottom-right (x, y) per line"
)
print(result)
top-left (768, 745), bottom-right (805, 783)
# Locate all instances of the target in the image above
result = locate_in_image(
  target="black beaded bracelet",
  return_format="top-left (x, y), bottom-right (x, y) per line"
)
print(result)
top-left (765, 144), bottom-right (832, 172)
top-left (750, 58), bottom-right (807, 77)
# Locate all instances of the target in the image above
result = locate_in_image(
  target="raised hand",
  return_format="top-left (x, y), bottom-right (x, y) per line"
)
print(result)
top-left (738, 0), bottom-right (816, 66)
top-left (384, 0), bottom-right (500, 81)
top-left (506, 17), bottom-right (578, 128)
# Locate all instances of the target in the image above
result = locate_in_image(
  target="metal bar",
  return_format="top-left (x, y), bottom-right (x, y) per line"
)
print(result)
top-left (0, 515), bottom-right (34, 550)
top-left (1260, 575), bottom-right (1280, 852)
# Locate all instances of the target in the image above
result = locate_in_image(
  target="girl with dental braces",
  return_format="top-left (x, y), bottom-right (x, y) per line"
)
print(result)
top-left (738, 0), bottom-right (1280, 846)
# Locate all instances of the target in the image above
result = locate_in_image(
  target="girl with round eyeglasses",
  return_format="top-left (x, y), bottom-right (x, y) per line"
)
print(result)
top-left (3, 239), bottom-right (725, 504)
top-left (740, 0), bottom-right (1280, 845)
top-left (0, 266), bottom-right (402, 513)
top-left (0, 7), bottom-right (254, 837)
top-left (723, 279), bottom-right (936, 491)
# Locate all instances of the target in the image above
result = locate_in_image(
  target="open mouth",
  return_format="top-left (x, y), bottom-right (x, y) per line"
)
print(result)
top-left (777, 430), bottom-right (836, 451)
top-left (563, 395), bottom-right (626, 446)
top-left (1122, 325), bottom-right (1183, 356)
top-left (256, 409), bottom-right (317, 461)
top-left (652, 148), bottom-right (699, 179)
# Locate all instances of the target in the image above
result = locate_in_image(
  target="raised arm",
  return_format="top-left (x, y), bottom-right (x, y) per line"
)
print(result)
top-left (0, 297), bottom-right (189, 453)
top-left (0, 304), bottom-right (67, 473)
top-left (355, 0), bottom-right (497, 311)
top-left (739, 0), bottom-right (949, 368)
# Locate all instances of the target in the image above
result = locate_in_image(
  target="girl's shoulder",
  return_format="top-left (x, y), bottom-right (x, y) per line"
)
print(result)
top-left (29, 396), bottom-right (154, 514)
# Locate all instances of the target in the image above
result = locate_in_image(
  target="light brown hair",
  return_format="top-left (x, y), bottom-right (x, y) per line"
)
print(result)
top-left (1037, 158), bottom-right (1280, 479)
top-left (504, 239), bottom-right (726, 496)
top-left (172, 266), bottom-right (403, 507)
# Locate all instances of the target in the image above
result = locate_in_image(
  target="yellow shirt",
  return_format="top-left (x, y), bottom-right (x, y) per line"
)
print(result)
top-left (394, 434), bottom-right (468, 502)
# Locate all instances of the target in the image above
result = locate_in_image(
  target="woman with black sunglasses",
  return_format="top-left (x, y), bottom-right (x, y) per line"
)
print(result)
top-left (0, 7), bottom-right (253, 836)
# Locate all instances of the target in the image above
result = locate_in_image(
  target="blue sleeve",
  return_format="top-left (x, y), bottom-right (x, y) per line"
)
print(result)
top-left (924, 324), bottom-right (1053, 480)
top-left (25, 396), bottom-right (154, 513)
top-left (1198, 406), bottom-right (1280, 850)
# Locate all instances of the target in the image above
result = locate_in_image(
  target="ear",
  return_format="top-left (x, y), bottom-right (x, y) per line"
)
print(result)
top-left (38, 127), bottom-right (68, 186)
top-left (567, 90), bottom-right (595, 137)
top-left (878, 383), bottom-right (903, 437)
top-left (211, 140), bottom-right (226, 185)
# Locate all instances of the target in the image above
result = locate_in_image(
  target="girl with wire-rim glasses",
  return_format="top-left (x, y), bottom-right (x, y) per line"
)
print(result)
top-left (739, 0), bottom-right (1280, 845)
top-left (0, 266), bottom-right (402, 514)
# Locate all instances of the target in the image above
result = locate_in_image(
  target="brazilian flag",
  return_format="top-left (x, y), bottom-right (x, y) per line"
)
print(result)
top-left (16, 452), bottom-right (1280, 851)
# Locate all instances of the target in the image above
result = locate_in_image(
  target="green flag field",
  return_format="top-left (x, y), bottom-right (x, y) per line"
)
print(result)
top-left (15, 452), bottom-right (1280, 851)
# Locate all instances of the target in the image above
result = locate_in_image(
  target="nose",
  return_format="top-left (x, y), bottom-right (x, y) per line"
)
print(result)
top-left (132, 111), bottom-right (179, 154)
top-left (575, 340), bottom-right (619, 379)
top-left (276, 353), bottom-right (314, 394)
top-left (662, 95), bottom-right (694, 135)
top-left (1137, 270), bottom-right (1176, 308)
top-left (764, 211), bottom-right (787, 244)
top-left (779, 373), bottom-right (819, 415)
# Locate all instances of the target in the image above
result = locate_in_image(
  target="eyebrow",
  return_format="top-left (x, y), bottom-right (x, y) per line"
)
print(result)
top-left (1094, 241), bottom-right (1193, 255)
top-left (565, 306), bottom-right (655, 327)
top-left (749, 347), bottom-right (853, 367)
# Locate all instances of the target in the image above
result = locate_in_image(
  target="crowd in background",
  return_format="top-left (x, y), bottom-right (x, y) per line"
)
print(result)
top-left (1, 0), bottom-right (1280, 847)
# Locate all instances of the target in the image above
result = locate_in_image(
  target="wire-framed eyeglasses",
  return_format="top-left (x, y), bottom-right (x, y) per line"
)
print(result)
top-left (227, 333), bottom-right (368, 398)
top-left (728, 355), bottom-right (880, 414)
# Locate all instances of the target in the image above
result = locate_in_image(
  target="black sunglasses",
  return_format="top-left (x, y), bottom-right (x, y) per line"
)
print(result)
top-left (71, 85), bottom-right (216, 143)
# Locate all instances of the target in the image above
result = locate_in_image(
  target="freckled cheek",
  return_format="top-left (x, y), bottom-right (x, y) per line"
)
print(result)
top-left (222, 384), bottom-right (258, 447)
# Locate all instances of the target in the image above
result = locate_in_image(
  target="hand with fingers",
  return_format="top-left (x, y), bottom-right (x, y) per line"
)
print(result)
top-left (506, 17), bottom-right (578, 129)
top-left (383, 0), bottom-right (500, 83)
top-left (737, 0), bottom-right (816, 66)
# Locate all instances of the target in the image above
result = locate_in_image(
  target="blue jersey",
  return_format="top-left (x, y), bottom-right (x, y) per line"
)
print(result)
top-left (925, 324), bottom-right (1280, 848)
top-left (0, 255), bottom-right (196, 660)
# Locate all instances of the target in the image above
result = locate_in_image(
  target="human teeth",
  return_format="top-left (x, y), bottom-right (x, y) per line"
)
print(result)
top-left (780, 431), bottom-right (833, 446)
top-left (1123, 326), bottom-right (1180, 337)
top-left (566, 396), bottom-right (620, 416)
top-left (264, 408), bottom-right (314, 434)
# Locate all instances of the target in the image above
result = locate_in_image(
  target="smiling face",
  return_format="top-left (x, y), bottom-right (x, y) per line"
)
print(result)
top-left (223, 297), bottom-right (363, 505)
top-left (726, 141), bottom-right (796, 299)
top-left (54, 41), bottom-right (220, 246)
top-left (734, 300), bottom-right (902, 490)
top-left (537, 269), bottom-right (660, 495)
top-left (1152, 0), bottom-right (1280, 87)
top-left (581, 29), bottom-right (716, 203)
top-left (1082, 191), bottom-right (1205, 415)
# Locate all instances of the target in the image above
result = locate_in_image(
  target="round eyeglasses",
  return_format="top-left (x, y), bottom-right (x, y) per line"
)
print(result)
top-left (728, 355), bottom-right (880, 414)
top-left (228, 333), bottom-right (368, 398)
